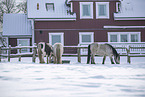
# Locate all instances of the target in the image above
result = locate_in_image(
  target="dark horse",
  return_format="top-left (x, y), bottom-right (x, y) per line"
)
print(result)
top-left (87, 42), bottom-right (120, 64)
top-left (37, 42), bottom-right (53, 64)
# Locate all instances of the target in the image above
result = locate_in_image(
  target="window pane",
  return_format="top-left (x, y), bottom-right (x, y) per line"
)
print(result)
top-left (46, 3), bottom-right (54, 11)
top-left (19, 40), bottom-right (29, 46)
top-left (82, 5), bottom-right (90, 16)
top-left (82, 35), bottom-right (91, 42)
top-left (52, 35), bottom-right (61, 45)
top-left (18, 40), bottom-right (29, 53)
top-left (121, 35), bottom-right (128, 42)
top-left (110, 35), bottom-right (117, 42)
top-left (99, 5), bottom-right (106, 16)
top-left (131, 34), bottom-right (138, 42)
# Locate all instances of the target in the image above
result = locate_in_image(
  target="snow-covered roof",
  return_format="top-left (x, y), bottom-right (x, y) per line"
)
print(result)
top-left (27, 0), bottom-right (76, 20)
top-left (3, 14), bottom-right (32, 36)
top-left (114, 0), bottom-right (145, 20)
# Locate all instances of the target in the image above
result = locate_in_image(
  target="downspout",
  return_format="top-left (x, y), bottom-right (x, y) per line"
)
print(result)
top-left (31, 19), bottom-right (35, 45)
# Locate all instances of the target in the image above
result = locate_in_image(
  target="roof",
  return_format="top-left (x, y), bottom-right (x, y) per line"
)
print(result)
top-left (114, 0), bottom-right (145, 20)
top-left (3, 14), bottom-right (32, 36)
top-left (27, 0), bottom-right (76, 20)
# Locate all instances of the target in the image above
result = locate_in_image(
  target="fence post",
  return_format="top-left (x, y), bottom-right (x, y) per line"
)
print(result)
top-left (32, 43), bottom-right (37, 63)
top-left (0, 46), bottom-right (1, 62)
top-left (127, 46), bottom-right (131, 64)
top-left (77, 47), bottom-right (81, 63)
top-left (8, 45), bottom-right (11, 62)
top-left (18, 44), bottom-right (22, 62)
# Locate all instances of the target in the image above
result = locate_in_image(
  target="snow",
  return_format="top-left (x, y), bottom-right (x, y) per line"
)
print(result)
top-left (0, 57), bottom-right (145, 97)
top-left (114, 0), bottom-right (145, 20)
top-left (27, 0), bottom-right (76, 19)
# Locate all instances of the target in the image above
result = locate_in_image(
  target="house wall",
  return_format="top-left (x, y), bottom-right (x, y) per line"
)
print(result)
top-left (8, 38), bottom-right (32, 54)
top-left (34, 1), bottom-right (145, 45)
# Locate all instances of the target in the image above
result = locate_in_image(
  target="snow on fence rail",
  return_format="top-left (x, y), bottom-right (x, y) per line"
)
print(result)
top-left (0, 43), bottom-right (145, 64)
top-left (63, 45), bottom-right (145, 64)
top-left (0, 44), bottom-right (37, 62)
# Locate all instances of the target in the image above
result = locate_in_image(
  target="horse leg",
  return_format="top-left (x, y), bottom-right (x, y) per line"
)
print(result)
top-left (109, 56), bottom-right (115, 64)
top-left (91, 54), bottom-right (95, 64)
top-left (59, 56), bottom-right (62, 64)
top-left (53, 56), bottom-right (56, 64)
top-left (48, 55), bottom-right (52, 63)
top-left (46, 55), bottom-right (49, 64)
top-left (102, 56), bottom-right (106, 64)
top-left (42, 54), bottom-right (45, 63)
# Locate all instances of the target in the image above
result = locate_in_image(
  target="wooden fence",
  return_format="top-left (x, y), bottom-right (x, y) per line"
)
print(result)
top-left (0, 44), bottom-right (37, 62)
top-left (63, 46), bottom-right (145, 64)
top-left (0, 45), bottom-right (145, 64)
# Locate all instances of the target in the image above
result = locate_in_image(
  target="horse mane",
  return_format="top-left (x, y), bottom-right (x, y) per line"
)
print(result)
top-left (105, 43), bottom-right (119, 57)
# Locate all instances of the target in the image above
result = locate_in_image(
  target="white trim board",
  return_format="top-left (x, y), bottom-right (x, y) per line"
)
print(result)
top-left (104, 26), bottom-right (145, 29)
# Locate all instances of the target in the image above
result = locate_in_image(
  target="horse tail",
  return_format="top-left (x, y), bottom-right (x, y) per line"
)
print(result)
top-left (87, 44), bottom-right (91, 64)
top-left (38, 43), bottom-right (43, 63)
top-left (56, 45), bottom-right (61, 64)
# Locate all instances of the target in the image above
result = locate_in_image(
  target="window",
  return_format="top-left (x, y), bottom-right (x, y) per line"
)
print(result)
top-left (131, 34), bottom-right (139, 42)
top-left (80, 2), bottom-right (93, 19)
top-left (108, 32), bottom-right (141, 42)
top-left (96, 2), bottom-right (109, 19)
top-left (110, 34), bottom-right (118, 42)
top-left (49, 33), bottom-right (64, 45)
top-left (99, 5), bottom-right (107, 16)
top-left (37, 3), bottom-right (39, 10)
top-left (17, 39), bottom-right (30, 53)
top-left (46, 3), bottom-right (54, 11)
top-left (79, 32), bottom-right (94, 44)
top-left (120, 34), bottom-right (128, 42)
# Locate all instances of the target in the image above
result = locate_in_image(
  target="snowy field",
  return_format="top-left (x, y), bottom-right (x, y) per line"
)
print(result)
top-left (0, 56), bottom-right (145, 97)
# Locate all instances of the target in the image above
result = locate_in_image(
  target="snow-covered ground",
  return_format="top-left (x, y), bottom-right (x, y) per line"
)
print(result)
top-left (0, 57), bottom-right (145, 97)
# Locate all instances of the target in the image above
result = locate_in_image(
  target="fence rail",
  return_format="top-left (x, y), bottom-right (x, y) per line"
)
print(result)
top-left (0, 44), bottom-right (37, 62)
top-left (0, 43), bottom-right (145, 64)
top-left (63, 45), bottom-right (145, 64)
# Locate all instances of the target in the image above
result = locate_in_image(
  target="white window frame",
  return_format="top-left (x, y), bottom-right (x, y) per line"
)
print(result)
top-left (49, 33), bottom-right (64, 46)
top-left (116, 2), bottom-right (121, 13)
top-left (45, 3), bottom-right (55, 12)
top-left (79, 32), bottom-right (94, 44)
top-left (17, 39), bottom-right (30, 53)
top-left (108, 32), bottom-right (141, 42)
top-left (71, 2), bottom-right (73, 12)
top-left (96, 2), bottom-right (109, 19)
top-left (80, 2), bottom-right (93, 19)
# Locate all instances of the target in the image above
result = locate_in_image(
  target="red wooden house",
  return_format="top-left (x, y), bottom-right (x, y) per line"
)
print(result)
top-left (3, 0), bottom-right (145, 54)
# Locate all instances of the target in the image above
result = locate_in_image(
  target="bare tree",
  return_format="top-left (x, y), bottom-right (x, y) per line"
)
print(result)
top-left (17, 0), bottom-right (27, 13)
top-left (0, 0), bottom-right (18, 24)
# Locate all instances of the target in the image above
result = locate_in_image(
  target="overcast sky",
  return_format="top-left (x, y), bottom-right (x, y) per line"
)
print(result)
top-left (16, 0), bottom-right (25, 3)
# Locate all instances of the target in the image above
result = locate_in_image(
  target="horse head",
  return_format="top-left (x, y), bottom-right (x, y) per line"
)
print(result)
top-left (115, 54), bottom-right (120, 64)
